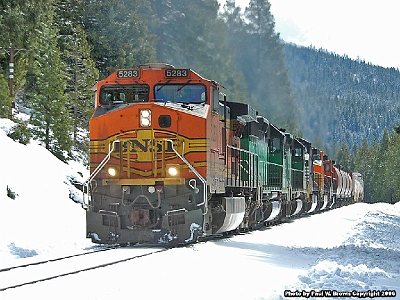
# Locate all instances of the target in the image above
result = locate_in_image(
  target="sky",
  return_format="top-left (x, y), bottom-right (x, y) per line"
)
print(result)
top-left (221, 0), bottom-right (400, 70)
top-left (1, 114), bottom-right (400, 299)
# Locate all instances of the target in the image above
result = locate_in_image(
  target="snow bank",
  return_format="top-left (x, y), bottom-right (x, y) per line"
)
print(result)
top-left (0, 118), bottom-right (92, 263)
top-left (288, 202), bottom-right (400, 295)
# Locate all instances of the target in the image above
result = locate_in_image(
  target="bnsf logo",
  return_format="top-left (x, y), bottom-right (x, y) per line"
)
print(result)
top-left (114, 139), bottom-right (175, 153)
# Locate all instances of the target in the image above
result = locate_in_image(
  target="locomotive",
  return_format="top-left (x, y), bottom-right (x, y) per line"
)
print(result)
top-left (85, 63), bottom-right (364, 245)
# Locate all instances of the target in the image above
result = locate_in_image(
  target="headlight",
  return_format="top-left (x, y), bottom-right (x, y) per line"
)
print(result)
top-left (167, 166), bottom-right (179, 176)
top-left (140, 109), bottom-right (151, 127)
top-left (107, 167), bottom-right (117, 177)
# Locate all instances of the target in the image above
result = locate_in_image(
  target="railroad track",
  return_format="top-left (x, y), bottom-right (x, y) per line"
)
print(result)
top-left (0, 246), bottom-right (167, 292)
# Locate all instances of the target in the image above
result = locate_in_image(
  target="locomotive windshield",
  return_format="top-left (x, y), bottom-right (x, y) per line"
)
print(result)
top-left (99, 84), bottom-right (149, 105)
top-left (154, 83), bottom-right (206, 104)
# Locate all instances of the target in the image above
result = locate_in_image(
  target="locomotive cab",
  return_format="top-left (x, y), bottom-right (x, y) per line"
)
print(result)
top-left (86, 64), bottom-right (216, 245)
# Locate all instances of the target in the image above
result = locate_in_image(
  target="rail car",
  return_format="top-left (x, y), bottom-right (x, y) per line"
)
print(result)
top-left (85, 63), bottom-right (364, 245)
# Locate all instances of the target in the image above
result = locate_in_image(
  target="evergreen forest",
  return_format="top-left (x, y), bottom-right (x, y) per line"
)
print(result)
top-left (0, 0), bottom-right (399, 203)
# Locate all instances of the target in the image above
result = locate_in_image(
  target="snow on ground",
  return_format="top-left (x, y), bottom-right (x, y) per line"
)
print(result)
top-left (1, 117), bottom-right (399, 299)
top-left (0, 117), bottom-right (93, 262)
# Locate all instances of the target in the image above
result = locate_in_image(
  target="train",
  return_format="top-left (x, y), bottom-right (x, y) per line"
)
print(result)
top-left (85, 63), bottom-right (364, 245)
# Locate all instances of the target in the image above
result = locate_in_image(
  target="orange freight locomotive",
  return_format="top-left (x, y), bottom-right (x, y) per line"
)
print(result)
top-left (85, 63), bottom-right (364, 245)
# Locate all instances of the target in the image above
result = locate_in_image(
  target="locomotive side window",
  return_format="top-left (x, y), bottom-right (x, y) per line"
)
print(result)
top-left (154, 84), bottom-right (206, 104)
top-left (99, 84), bottom-right (149, 105)
top-left (293, 147), bottom-right (302, 157)
top-left (270, 137), bottom-right (281, 153)
top-left (292, 147), bottom-right (304, 164)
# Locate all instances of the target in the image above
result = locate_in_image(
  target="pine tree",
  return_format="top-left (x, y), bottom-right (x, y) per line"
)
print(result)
top-left (149, 0), bottom-right (220, 69)
top-left (335, 142), bottom-right (352, 170)
top-left (354, 138), bottom-right (372, 202)
top-left (365, 140), bottom-right (380, 203)
top-left (395, 108), bottom-right (400, 134)
top-left (385, 131), bottom-right (400, 203)
top-left (0, 0), bottom-right (51, 118)
top-left (61, 25), bottom-right (98, 153)
top-left (222, 0), bottom-right (246, 40)
top-left (229, 0), bottom-right (296, 131)
top-left (220, 0), bottom-right (251, 103)
top-left (0, 76), bottom-right (11, 118)
top-left (25, 6), bottom-right (72, 161)
top-left (147, 0), bottom-right (176, 63)
top-left (373, 129), bottom-right (391, 202)
top-left (84, 0), bottom-right (156, 78)
top-left (54, 0), bottom-right (99, 156)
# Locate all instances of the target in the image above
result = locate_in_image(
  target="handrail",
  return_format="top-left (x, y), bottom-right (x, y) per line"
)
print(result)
top-left (99, 210), bottom-right (118, 216)
top-left (227, 144), bottom-right (258, 187)
top-left (166, 139), bottom-right (208, 214)
top-left (227, 144), bottom-right (258, 156)
top-left (83, 139), bottom-right (120, 207)
top-left (166, 208), bottom-right (188, 215)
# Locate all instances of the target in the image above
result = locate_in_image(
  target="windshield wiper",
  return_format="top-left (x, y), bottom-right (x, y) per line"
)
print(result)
top-left (176, 80), bottom-right (192, 92)
top-left (156, 80), bottom-right (171, 92)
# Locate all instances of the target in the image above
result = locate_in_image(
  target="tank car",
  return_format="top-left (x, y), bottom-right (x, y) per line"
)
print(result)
top-left (85, 63), bottom-right (364, 245)
top-left (352, 173), bottom-right (364, 203)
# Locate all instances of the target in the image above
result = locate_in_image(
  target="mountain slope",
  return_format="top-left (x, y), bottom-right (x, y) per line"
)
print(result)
top-left (283, 43), bottom-right (400, 153)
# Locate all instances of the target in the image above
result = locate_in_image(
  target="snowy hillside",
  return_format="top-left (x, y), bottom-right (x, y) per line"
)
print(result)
top-left (0, 117), bottom-right (92, 259)
top-left (0, 117), bottom-right (399, 300)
